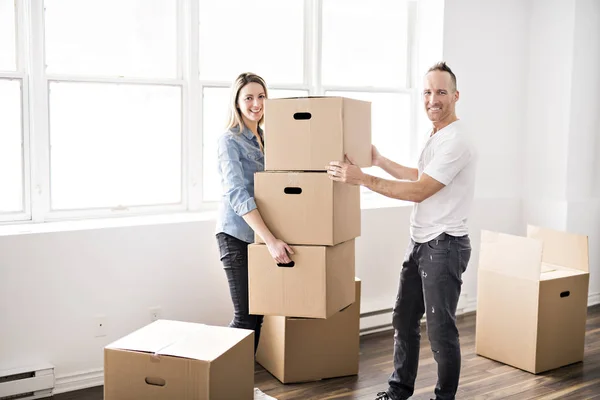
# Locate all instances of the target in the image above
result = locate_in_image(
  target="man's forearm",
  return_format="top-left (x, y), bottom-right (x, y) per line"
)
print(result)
top-left (362, 174), bottom-right (424, 202)
top-left (378, 157), bottom-right (418, 181)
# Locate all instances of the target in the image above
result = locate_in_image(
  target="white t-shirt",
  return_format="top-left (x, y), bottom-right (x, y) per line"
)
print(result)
top-left (410, 120), bottom-right (477, 243)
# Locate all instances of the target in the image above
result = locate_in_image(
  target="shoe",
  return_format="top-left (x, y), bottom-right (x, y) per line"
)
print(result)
top-left (375, 392), bottom-right (391, 400)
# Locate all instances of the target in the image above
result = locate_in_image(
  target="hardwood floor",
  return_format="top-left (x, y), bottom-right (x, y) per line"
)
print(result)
top-left (54, 305), bottom-right (600, 400)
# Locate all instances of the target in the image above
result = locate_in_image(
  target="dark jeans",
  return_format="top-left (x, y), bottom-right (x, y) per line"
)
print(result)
top-left (387, 233), bottom-right (471, 400)
top-left (216, 232), bottom-right (263, 354)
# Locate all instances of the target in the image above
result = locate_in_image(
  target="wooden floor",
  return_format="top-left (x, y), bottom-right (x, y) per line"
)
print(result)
top-left (54, 305), bottom-right (600, 400)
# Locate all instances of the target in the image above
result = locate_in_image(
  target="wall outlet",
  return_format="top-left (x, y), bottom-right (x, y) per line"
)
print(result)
top-left (95, 315), bottom-right (107, 337)
top-left (149, 307), bottom-right (162, 322)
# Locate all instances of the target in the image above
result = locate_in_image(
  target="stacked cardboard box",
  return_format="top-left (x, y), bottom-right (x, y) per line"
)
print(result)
top-left (249, 96), bottom-right (372, 383)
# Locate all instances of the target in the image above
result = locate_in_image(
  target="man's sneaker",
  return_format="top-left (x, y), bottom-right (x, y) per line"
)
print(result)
top-left (375, 392), bottom-right (392, 400)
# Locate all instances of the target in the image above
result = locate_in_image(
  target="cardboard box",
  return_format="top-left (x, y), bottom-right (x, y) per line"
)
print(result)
top-left (256, 278), bottom-right (361, 383)
top-left (264, 96), bottom-right (372, 171)
top-left (475, 225), bottom-right (590, 374)
top-left (254, 171), bottom-right (360, 246)
top-left (248, 239), bottom-right (355, 319)
top-left (104, 320), bottom-right (254, 400)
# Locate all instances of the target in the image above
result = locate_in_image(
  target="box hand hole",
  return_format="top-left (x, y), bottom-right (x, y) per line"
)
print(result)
top-left (293, 112), bottom-right (311, 120)
top-left (284, 187), bottom-right (302, 195)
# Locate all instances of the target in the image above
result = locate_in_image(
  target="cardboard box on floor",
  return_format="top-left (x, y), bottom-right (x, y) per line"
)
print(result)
top-left (253, 171), bottom-right (360, 246)
top-left (104, 320), bottom-right (254, 400)
top-left (256, 278), bottom-right (361, 384)
top-left (264, 96), bottom-right (372, 171)
top-left (476, 225), bottom-right (590, 374)
top-left (248, 239), bottom-right (355, 319)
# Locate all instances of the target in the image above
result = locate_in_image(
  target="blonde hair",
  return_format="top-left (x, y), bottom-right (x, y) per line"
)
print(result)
top-left (225, 72), bottom-right (269, 134)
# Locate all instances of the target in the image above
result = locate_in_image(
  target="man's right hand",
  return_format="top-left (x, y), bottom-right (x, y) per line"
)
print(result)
top-left (266, 238), bottom-right (294, 264)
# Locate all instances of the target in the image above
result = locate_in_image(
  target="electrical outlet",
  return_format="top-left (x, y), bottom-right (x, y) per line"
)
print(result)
top-left (95, 315), bottom-right (107, 337)
top-left (149, 307), bottom-right (162, 322)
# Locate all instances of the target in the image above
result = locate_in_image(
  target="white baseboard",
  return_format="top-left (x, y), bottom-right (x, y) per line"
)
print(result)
top-left (53, 369), bottom-right (103, 395)
top-left (358, 292), bottom-right (599, 335)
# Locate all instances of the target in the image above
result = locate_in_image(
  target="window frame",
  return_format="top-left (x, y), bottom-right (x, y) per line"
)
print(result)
top-left (1, 0), bottom-right (419, 225)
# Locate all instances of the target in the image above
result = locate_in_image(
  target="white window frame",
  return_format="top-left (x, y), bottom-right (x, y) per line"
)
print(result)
top-left (0, 0), bottom-right (31, 223)
top-left (1, 0), bottom-right (419, 226)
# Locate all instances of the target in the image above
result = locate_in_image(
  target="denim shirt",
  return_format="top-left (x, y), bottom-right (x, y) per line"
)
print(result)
top-left (215, 125), bottom-right (264, 243)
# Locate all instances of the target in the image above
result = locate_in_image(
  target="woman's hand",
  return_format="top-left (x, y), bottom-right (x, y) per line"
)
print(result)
top-left (266, 238), bottom-right (294, 264)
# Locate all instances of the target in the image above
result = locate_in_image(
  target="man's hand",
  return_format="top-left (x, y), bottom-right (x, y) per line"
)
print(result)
top-left (327, 155), bottom-right (365, 186)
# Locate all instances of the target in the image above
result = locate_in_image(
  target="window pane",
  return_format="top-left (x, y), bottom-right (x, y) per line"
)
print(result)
top-left (45, 0), bottom-right (177, 78)
top-left (322, 0), bottom-right (408, 87)
top-left (0, 0), bottom-right (16, 71)
top-left (0, 80), bottom-right (23, 212)
top-left (202, 87), bottom-right (308, 202)
top-left (199, 0), bottom-right (304, 84)
top-left (326, 91), bottom-right (412, 177)
top-left (49, 82), bottom-right (182, 210)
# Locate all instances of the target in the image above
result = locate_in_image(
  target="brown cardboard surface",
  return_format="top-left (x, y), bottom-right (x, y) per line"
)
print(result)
top-left (254, 172), bottom-right (360, 246)
top-left (248, 240), bottom-right (355, 319)
top-left (264, 97), bottom-right (371, 171)
top-left (256, 279), bottom-right (361, 383)
top-left (476, 226), bottom-right (590, 374)
top-left (104, 320), bottom-right (254, 400)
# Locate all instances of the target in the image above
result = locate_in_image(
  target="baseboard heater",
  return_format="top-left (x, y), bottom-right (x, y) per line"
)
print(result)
top-left (0, 364), bottom-right (54, 400)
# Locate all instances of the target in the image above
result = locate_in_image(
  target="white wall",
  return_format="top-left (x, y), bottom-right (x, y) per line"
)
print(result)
top-left (441, 0), bottom-right (531, 302)
top-left (523, 0), bottom-right (600, 298)
top-left (1, 0), bottom-right (599, 394)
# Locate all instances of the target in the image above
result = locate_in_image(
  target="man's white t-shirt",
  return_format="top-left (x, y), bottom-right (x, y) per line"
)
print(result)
top-left (410, 119), bottom-right (477, 243)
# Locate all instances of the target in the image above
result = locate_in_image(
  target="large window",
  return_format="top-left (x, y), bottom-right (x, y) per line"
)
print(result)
top-left (1, 0), bottom-right (417, 224)
top-left (0, 0), bottom-right (25, 221)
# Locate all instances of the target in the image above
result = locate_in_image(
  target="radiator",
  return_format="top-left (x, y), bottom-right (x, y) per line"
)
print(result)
top-left (0, 363), bottom-right (54, 400)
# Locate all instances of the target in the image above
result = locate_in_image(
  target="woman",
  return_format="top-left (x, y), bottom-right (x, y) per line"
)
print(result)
top-left (215, 72), bottom-right (293, 353)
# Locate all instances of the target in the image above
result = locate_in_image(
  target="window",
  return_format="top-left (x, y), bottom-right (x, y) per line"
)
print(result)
top-left (0, 0), bottom-right (16, 71)
top-left (48, 82), bottom-right (182, 210)
top-left (0, 80), bottom-right (23, 214)
top-left (0, 0), bottom-right (25, 221)
top-left (198, 0), bottom-right (304, 85)
top-left (322, 0), bottom-right (409, 87)
top-left (44, 0), bottom-right (182, 214)
top-left (45, 0), bottom-right (177, 78)
top-left (2, 0), bottom-right (418, 225)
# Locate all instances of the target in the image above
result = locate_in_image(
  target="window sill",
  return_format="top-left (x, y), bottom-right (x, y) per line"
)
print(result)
top-left (0, 197), bottom-right (411, 237)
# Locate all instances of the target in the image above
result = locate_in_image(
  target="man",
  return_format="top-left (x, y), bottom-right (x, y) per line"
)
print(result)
top-left (327, 62), bottom-right (476, 400)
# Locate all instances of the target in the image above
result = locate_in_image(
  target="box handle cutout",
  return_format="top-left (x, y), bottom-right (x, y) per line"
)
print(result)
top-left (560, 291), bottom-right (570, 298)
top-left (145, 377), bottom-right (166, 387)
top-left (277, 261), bottom-right (295, 268)
top-left (293, 112), bottom-right (312, 120)
top-left (284, 187), bottom-right (302, 195)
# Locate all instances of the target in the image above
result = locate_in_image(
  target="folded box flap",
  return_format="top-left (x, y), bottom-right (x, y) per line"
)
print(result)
top-left (105, 320), bottom-right (252, 362)
top-left (479, 230), bottom-right (543, 280)
top-left (527, 225), bottom-right (589, 272)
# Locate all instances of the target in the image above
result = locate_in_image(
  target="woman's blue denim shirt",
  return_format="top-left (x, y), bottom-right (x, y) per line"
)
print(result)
top-left (215, 125), bottom-right (264, 243)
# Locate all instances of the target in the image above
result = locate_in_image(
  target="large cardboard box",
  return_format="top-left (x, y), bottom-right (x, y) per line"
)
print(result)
top-left (264, 96), bottom-right (372, 171)
top-left (248, 239), bottom-right (355, 319)
top-left (476, 225), bottom-right (590, 374)
top-left (104, 320), bottom-right (254, 400)
top-left (253, 171), bottom-right (360, 246)
top-left (256, 278), bottom-right (361, 383)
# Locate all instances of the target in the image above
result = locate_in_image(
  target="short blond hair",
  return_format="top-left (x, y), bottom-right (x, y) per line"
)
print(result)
top-left (225, 72), bottom-right (269, 132)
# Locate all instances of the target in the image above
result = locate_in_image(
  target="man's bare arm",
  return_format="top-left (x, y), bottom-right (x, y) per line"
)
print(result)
top-left (377, 156), bottom-right (419, 181)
